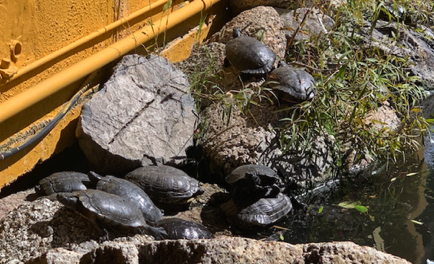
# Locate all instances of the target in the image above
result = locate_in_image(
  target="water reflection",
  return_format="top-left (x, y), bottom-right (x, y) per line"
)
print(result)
top-left (417, 136), bottom-right (434, 264)
top-left (272, 145), bottom-right (429, 263)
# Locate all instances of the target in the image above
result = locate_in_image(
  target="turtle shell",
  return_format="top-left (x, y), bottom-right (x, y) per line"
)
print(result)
top-left (57, 189), bottom-right (166, 239)
top-left (157, 217), bottom-right (214, 239)
top-left (125, 165), bottom-right (204, 204)
top-left (225, 29), bottom-right (276, 76)
top-left (226, 164), bottom-right (280, 187)
top-left (35, 171), bottom-right (92, 196)
top-left (267, 62), bottom-right (315, 102)
top-left (221, 193), bottom-right (292, 227)
top-left (89, 172), bottom-right (163, 224)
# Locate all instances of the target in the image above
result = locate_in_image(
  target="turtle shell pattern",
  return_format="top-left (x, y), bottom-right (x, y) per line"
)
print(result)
top-left (125, 165), bottom-right (204, 204)
top-left (58, 189), bottom-right (147, 228)
top-left (35, 171), bottom-right (91, 196)
top-left (157, 217), bottom-right (214, 239)
top-left (267, 62), bottom-right (315, 101)
top-left (57, 189), bottom-right (166, 239)
top-left (221, 193), bottom-right (292, 227)
top-left (89, 172), bottom-right (163, 224)
top-left (225, 33), bottom-right (276, 75)
top-left (225, 164), bottom-right (280, 186)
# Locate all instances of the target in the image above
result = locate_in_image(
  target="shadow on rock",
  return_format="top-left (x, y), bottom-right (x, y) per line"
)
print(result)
top-left (37, 206), bottom-right (101, 248)
top-left (200, 191), bottom-right (232, 234)
top-left (138, 240), bottom-right (208, 263)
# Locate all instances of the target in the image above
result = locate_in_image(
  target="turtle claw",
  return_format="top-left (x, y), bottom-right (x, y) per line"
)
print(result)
top-left (98, 228), bottom-right (110, 243)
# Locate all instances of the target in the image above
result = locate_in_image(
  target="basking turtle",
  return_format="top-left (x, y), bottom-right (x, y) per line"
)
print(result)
top-left (88, 171), bottom-right (163, 224)
top-left (266, 61), bottom-right (315, 102)
top-left (378, 3), bottom-right (407, 22)
top-left (226, 164), bottom-right (281, 198)
top-left (157, 218), bottom-right (214, 239)
top-left (125, 165), bottom-right (204, 205)
top-left (57, 189), bottom-right (166, 240)
top-left (35, 171), bottom-right (92, 196)
top-left (224, 27), bottom-right (276, 78)
top-left (220, 193), bottom-right (292, 228)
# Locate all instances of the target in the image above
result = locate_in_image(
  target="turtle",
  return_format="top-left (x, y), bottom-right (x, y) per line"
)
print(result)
top-left (224, 27), bottom-right (276, 78)
top-left (378, 3), bottom-right (407, 23)
top-left (225, 164), bottom-right (281, 198)
top-left (35, 171), bottom-right (92, 196)
top-left (88, 171), bottom-right (163, 224)
top-left (157, 217), bottom-right (214, 239)
top-left (57, 189), bottom-right (167, 240)
top-left (266, 61), bottom-right (315, 103)
top-left (125, 165), bottom-right (204, 205)
top-left (220, 192), bottom-right (293, 228)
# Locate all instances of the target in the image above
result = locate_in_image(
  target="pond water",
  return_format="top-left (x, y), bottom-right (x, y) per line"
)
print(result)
top-left (272, 136), bottom-right (434, 264)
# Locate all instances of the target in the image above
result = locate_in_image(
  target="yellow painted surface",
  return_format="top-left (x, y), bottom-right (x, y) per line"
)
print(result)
top-left (0, 0), bottom-right (226, 190)
top-left (0, 0), bottom-right (181, 100)
top-left (0, 101), bottom-right (83, 190)
top-left (160, 16), bottom-right (214, 62)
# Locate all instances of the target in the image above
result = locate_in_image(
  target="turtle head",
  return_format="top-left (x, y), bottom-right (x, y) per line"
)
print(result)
top-left (233, 27), bottom-right (241, 38)
top-left (245, 173), bottom-right (261, 185)
top-left (34, 185), bottom-right (45, 196)
top-left (305, 87), bottom-right (315, 100)
top-left (88, 171), bottom-right (103, 185)
top-left (57, 193), bottom-right (79, 210)
top-left (195, 185), bottom-right (205, 196)
top-left (278, 60), bottom-right (288, 68)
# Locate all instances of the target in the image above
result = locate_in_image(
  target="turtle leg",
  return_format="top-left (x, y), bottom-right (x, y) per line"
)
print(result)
top-left (93, 219), bottom-right (110, 241)
top-left (290, 195), bottom-right (307, 211)
top-left (97, 228), bottom-right (110, 243)
top-left (87, 171), bottom-right (103, 186)
top-left (141, 226), bottom-right (167, 240)
top-left (239, 72), bottom-right (251, 81)
top-left (56, 193), bottom-right (79, 210)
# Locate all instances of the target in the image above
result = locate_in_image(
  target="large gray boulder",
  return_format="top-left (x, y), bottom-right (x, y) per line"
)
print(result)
top-left (358, 20), bottom-right (434, 90)
top-left (77, 55), bottom-right (197, 175)
top-left (199, 101), bottom-right (337, 188)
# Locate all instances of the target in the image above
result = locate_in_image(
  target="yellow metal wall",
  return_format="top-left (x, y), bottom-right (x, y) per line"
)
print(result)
top-left (0, 0), bottom-right (164, 102)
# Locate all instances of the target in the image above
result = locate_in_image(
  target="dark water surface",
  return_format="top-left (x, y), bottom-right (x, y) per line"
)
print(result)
top-left (273, 139), bottom-right (433, 264)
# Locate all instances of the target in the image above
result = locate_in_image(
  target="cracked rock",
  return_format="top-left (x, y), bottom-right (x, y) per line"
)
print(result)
top-left (77, 54), bottom-right (198, 175)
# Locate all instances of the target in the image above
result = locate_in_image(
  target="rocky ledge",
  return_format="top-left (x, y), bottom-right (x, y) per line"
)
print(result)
top-left (0, 187), bottom-right (410, 264)
top-left (28, 238), bottom-right (409, 264)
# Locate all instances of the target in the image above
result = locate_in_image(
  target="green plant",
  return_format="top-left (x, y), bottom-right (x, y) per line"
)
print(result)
top-left (280, 0), bottom-right (431, 170)
top-left (187, 0), bottom-right (432, 181)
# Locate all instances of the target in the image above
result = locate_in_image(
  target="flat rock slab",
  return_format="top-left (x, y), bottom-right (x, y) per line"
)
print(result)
top-left (77, 55), bottom-right (197, 175)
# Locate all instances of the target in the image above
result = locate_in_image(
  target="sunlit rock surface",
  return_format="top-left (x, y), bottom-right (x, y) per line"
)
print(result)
top-left (77, 55), bottom-right (197, 175)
